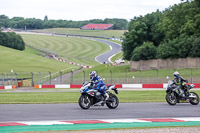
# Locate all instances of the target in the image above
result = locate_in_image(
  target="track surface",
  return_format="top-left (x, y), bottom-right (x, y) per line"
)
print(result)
top-left (0, 103), bottom-right (199, 122)
top-left (94, 39), bottom-right (122, 63)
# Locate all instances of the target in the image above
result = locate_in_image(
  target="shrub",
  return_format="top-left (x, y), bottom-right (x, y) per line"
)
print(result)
top-left (131, 42), bottom-right (157, 61)
top-left (0, 31), bottom-right (25, 50)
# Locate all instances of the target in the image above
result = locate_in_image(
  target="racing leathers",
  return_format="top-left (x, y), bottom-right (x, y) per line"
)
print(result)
top-left (173, 77), bottom-right (188, 96)
top-left (91, 75), bottom-right (106, 95)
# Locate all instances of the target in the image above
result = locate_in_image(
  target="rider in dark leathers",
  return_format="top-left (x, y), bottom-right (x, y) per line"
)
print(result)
top-left (173, 71), bottom-right (189, 97)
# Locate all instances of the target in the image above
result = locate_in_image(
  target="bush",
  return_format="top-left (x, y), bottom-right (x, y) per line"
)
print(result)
top-left (157, 36), bottom-right (195, 59)
top-left (0, 31), bottom-right (25, 50)
top-left (131, 42), bottom-right (157, 61)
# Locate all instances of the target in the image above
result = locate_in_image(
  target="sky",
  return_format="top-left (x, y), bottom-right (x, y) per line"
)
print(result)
top-left (0, 0), bottom-right (181, 21)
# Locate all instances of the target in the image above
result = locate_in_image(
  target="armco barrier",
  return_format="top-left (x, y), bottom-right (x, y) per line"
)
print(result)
top-left (0, 85), bottom-right (16, 89)
top-left (34, 83), bottom-right (200, 89)
top-left (142, 84), bottom-right (163, 88)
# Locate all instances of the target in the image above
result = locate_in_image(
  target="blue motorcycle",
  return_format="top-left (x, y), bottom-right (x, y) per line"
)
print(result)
top-left (78, 81), bottom-right (119, 109)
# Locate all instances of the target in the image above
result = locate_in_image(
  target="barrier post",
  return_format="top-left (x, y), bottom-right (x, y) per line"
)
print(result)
top-left (83, 70), bottom-right (85, 82)
top-left (31, 72), bottom-right (34, 87)
top-left (15, 73), bottom-right (17, 86)
top-left (110, 70), bottom-right (112, 84)
top-left (140, 70), bottom-right (143, 83)
top-left (6, 73), bottom-right (9, 85)
top-left (38, 72), bottom-right (41, 85)
top-left (71, 71), bottom-right (73, 84)
top-left (125, 70), bottom-right (128, 83)
top-left (156, 69), bottom-right (159, 84)
top-left (49, 71), bottom-right (51, 85)
top-left (191, 68), bottom-right (193, 83)
top-left (0, 74), bottom-right (4, 85)
top-left (60, 71), bottom-right (62, 84)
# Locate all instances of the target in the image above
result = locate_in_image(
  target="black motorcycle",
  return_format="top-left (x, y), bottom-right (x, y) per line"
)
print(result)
top-left (166, 80), bottom-right (199, 105)
top-left (78, 82), bottom-right (119, 109)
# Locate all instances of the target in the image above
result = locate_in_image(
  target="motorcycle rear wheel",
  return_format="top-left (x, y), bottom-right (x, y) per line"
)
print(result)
top-left (189, 92), bottom-right (199, 105)
top-left (166, 92), bottom-right (177, 105)
top-left (79, 95), bottom-right (91, 109)
top-left (106, 94), bottom-right (119, 109)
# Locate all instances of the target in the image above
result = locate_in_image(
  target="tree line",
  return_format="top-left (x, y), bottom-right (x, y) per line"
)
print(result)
top-left (0, 31), bottom-right (25, 50)
top-left (0, 15), bottom-right (128, 30)
top-left (122, 0), bottom-right (200, 61)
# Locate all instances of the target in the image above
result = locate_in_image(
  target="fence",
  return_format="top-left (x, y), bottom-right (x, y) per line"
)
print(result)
top-left (67, 68), bottom-right (200, 85)
top-left (0, 68), bottom-right (75, 87)
top-left (1, 68), bottom-right (200, 87)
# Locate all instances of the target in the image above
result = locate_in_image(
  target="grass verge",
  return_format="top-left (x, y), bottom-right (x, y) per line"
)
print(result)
top-left (34, 28), bottom-right (126, 39)
top-left (0, 90), bottom-right (200, 104)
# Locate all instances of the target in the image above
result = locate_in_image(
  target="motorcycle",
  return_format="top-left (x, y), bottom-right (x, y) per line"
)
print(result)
top-left (78, 81), bottom-right (119, 109)
top-left (166, 80), bottom-right (199, 105)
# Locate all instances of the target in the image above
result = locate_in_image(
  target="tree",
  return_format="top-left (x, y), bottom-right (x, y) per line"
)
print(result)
top-left (0, 15), bottom-right (9, 28)
top-left (131, 42), bottom-right (157, 61)
top-left (104, 18), bottom-right (128, 30)
top-left (44, 15), bottom-right (48, 21)
top-left (0, 15), bottom-right (9, 19)
top-left (189, 37), bottom-right (200, 57)
top-left (159, 1), bottom-right (200, 40)
top-left (0, 31), bottom-right (25, 50)
top-left (122, 21), bottom-right (147, 60)
top-left (142, 10), bottom-right (164, 46)
top-left (157, 35), bottom-right (195, 59)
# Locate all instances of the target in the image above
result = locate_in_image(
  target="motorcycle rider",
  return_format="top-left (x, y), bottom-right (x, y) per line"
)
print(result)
top-left (89, 71), bottom-right (109, 103)
top-left (173, 71), bottom-right (189, 97)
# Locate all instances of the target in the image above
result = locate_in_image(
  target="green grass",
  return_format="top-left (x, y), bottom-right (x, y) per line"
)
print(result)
top-left (0, 45), bottom-right (77, 73)
top-left (0, 90), bottom-right (199, 104)
top-left (20, 33), bottom-right (110, 66)
top-left (34, 28), bottom-right (126, 39)
top-left (24, 46), bottom-right (43, 55)
top-left (111, 52), bottom-right (124, 63)
top-left (107, 39), bottom-right (122, 45)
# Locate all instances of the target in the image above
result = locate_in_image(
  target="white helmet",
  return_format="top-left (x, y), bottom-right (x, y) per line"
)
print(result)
top-left (89, 71), bottom-right (97, 80)
top-left (173, 71), bottom-right (179, 78)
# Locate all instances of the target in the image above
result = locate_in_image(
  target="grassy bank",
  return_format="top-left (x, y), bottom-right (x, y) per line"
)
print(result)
top-left (34, 28), bottom-right (126, 39)
top-left (0, 45), bottom-right (77, 73)
top-left (20, 34), bottom-right (110, 66)
top-left (1, 90), bottom-right (200, 104)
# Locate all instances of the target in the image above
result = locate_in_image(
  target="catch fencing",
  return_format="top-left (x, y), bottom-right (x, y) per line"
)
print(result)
top-left (66, 68), bottom-right (200, 85)
top-left (1, 68), bottom-right (200, 87)
top-left (0, 68), bottom-right (75, 87)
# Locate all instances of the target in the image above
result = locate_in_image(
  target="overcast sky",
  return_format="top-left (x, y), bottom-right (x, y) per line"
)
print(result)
top-left (0, 0), bottom-right (181, 21)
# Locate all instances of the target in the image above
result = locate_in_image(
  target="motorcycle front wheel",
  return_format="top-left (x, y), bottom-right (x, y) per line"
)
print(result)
top-left (166, 92), bottom-right (177, 105)
top-left (106, 94), bottom-right (119, 109)
top-left (79, 95), bottom-right (91, 109)
top-left (189, 92), bottom-right (199, 105)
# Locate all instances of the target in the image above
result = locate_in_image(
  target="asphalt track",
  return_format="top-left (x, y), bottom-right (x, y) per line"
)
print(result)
top-left (0, 103), bottom-right (199, 122)
top-left (93, 39), bottom-right (122, 63)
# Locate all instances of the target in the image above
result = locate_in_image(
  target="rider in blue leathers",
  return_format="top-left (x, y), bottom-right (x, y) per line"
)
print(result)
top-left (89, 71), bottom-right (108, 101)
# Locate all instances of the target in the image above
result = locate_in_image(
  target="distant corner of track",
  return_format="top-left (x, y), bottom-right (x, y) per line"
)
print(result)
top-left (16, 30), bottom-right (122, 65)
top-left (94, 39), bottom-right (122, 64)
